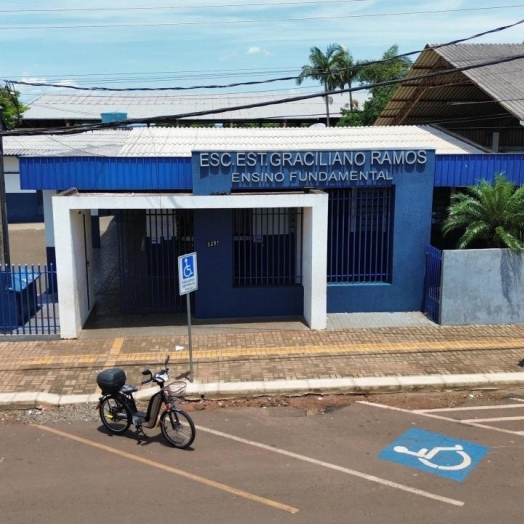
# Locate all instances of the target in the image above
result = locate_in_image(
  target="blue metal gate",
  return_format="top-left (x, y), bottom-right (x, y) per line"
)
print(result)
top-left (117, 210), bottom-right (194, 314)
top-left (424, 245), bottom-right (442, 324)
top-left (0, 265), bottom-right (59, 336)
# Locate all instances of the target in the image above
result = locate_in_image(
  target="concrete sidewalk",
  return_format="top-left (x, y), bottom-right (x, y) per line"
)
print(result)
top-left (1, 317), bottom-right (524, 408)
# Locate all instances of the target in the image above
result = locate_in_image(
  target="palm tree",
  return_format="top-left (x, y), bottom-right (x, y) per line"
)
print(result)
top-left (442, 174), bottom-right (524, 252)
top-left (296, 44), bottom-right (344, 127)
top-left (334, 46), bottom-right (362, 111)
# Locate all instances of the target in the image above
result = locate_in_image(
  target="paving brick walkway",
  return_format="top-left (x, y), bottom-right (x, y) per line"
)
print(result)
top-left (1, 323), bottom-right (523, 397)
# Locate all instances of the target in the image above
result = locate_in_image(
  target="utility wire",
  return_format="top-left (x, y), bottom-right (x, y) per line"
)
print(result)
top-left (0, 0), bottom-right (371, 14)
top-left (1, 4), bottom-right (523, 29)
top-left (6, 18), bottom-right (524, 93)
top-left (4, 52), bottom-right (524, 137)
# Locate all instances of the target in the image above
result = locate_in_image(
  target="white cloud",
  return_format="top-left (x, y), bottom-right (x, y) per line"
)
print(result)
top-left (247, 46), bottom-right (272, 56)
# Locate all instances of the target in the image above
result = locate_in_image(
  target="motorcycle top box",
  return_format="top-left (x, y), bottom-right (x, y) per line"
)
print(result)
top-left (96, 368), bottom-right (126, 394)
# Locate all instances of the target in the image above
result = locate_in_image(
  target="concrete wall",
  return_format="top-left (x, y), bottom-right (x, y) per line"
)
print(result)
top-left (440, 249), bottom-right (524, 325)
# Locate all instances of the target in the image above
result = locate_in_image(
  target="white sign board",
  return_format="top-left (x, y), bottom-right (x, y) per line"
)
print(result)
top-left (178, 252), bottom-right (198, 295)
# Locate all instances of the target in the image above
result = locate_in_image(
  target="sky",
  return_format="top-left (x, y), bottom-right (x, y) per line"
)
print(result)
top-left (1, 0), bottom-right (523, 105)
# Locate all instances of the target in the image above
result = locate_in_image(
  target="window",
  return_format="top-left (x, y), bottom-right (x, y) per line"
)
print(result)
top-left (233, 208), bottom-right (303, 286)
top-left (327, 188), bottom-right (394, 283)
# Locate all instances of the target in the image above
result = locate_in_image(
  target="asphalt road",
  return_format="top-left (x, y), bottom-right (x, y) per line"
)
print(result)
top-left (1, 398), bottom-right (524, 524)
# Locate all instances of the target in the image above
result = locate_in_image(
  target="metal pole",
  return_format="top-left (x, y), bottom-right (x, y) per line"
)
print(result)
top-left (186, 292), bottom-right (194, 382)
top-left (0, 107), bottom-right (10, 267)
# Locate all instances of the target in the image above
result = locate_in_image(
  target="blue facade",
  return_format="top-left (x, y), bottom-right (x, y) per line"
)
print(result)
top-left (193, 209), bottom-right (303, 318)
top-left (326, 153), bottom-right (435, 313)
top-left (20, 157), bottom-right (192, 191)
top-left (7, 193), bottom-right (43, 223)
top-left (17, 149), bottom-right (524, 320)
top-left (435, 154), bottom-right (524, 186)
top-left (21, 153), bottom-right (524, 191)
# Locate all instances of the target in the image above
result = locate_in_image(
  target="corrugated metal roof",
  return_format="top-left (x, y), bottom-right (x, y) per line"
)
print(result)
top-left (436, 44), bottom-right (524, 119)
top-left (4, 125), bottom-right (484, 157)
top-left (4, 129), bottom-right (131, 156)
top-left (23, 91), bottom-right (367, 122)
top-left (376, 43), bottom-right (524, 126)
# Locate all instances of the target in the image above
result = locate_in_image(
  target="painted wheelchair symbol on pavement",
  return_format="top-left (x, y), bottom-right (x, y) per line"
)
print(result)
top-left (379, 428), bottom-right (489, 482)
top-left (393, 443), bottom-right (472, 471)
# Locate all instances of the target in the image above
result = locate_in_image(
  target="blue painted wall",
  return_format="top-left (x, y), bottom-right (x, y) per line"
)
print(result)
top-left (435, 154), bottom-right (524, 186)
top-left (20, 157), bottom-right (192, 191)
top-left (327, 154), bottom-right (435, 313)
top-left (20, 153), bottom-right (524, 192)
top-left (7, 193), bottom-right (43, 223)
top-left (193, 209), bottom-right (303, 319)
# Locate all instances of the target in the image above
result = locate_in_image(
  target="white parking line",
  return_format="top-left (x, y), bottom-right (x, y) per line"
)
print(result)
top-left (461, 416), bottom-right (524, 423)
top-left (415, 404), bottom-right (524, 413)
top-left (359, 401), bottom-right (524, 437)
top-left (196, 425), bottom-right (464, 507)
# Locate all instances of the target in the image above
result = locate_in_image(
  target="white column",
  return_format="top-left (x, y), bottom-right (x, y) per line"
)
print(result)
top-left (302, 191), bottom-right (328, 329)
top-left (53, 199), bottom-right (94, 339)
top-left (43, 190), bottom-right (57, 251)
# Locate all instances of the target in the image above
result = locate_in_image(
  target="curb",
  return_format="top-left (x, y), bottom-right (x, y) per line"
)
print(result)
top-left (2, 372), bottom-right (524, 409)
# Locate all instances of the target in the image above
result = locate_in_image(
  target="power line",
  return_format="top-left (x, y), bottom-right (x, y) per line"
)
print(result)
top-left (0, 0), bottom-right (370, 14)
top-left (6, 18), bottom-right (524, 94)
top-left (2, 4), bottom-right (523, 29)
top-left (4, 51), bottom-right (524, 137)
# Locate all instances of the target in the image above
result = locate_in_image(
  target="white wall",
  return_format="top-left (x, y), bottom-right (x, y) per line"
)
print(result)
top-left (4, 157), bottom-right (33, 194)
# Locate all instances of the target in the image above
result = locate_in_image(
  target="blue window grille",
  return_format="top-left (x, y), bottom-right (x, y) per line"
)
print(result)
top-left (233, 208), bottom-right (303, 286)
top-left (327, 188), bottom-right (394, 283)
top-left (0, 265), bottom-right (59, 336)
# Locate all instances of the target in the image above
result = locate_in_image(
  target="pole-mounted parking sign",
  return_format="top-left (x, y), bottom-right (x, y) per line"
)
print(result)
top-left (178, 252), bottom-right (198, 295)
top-left (178, 252), bottom-right (198, 382)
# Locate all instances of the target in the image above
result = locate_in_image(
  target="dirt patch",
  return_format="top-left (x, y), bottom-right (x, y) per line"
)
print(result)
top-left (183, 393), bottom-right (367, 416)
top-left (3, 388), bottom-right (524, 425)
top-left (181, 388), bottom-right (524, 414)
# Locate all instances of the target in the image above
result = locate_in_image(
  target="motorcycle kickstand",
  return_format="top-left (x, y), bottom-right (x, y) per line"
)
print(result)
top-left (134, 422), bottom-right (148, 444)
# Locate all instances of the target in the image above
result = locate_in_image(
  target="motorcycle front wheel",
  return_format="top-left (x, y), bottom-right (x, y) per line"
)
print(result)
top-left (160, 408), bottom-right (196, 449)
top-left (99, 395), bottom-right (132, 434)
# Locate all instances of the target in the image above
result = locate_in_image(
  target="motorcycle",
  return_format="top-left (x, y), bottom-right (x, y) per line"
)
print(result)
top-left (96, 356), bottom-right (195, 449)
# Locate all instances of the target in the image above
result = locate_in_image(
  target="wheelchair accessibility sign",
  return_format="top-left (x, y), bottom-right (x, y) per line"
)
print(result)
top-left (178, 252), bottom-right (198, 295)
top-left (379, 428), bottom-right (489, 482)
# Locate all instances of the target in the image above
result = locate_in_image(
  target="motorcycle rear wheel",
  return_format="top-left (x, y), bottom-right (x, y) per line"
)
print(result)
top-left (99, 395), bottom-right (132, 434)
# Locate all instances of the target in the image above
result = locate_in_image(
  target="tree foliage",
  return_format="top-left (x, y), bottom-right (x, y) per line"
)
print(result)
top-left (338, 45), bottom-right (412, 126)
top-left (442, 174), bottom-right (524, 252)
top-left (296, 44), bottom-right (346, 125)
top-left (0, 86), bottom-right (28, 129)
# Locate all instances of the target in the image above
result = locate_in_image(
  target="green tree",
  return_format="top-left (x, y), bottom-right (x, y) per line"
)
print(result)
top-left (338, 44), bottom-right (411, 127)
top-left (0, 86), bottom-right (27, 129)
top-left (442, 174), bottom-right (524, 252)
top-left (296, 44), bottom-right (344, 127)
top-left (334, 46), bottom-right (363, 111)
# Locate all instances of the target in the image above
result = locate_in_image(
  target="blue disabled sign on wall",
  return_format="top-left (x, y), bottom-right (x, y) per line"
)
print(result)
top-left (379, 428), bottom-right (489, 482)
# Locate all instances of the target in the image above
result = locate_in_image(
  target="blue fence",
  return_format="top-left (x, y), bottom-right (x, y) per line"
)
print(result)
top-left (0, 265), bottom-right (59, 336)
top-left (424, 246), bottom-right (442, 324)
